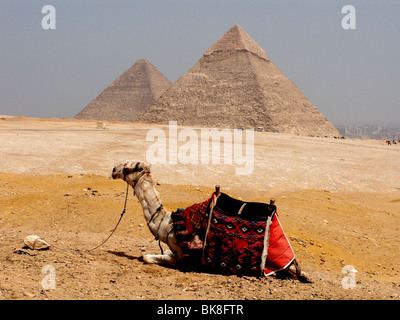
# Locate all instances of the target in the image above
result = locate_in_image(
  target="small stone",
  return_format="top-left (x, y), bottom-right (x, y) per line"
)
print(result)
top-left (23, 291), bottom-right (35, 298)
top-left (24, 235), bottom-right (50, 250)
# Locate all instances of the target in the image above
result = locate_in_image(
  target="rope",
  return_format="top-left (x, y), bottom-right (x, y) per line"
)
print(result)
top-left (81, 182), bottom-right (130, 252)
top-left (45, 182), bottom-right (130, 254)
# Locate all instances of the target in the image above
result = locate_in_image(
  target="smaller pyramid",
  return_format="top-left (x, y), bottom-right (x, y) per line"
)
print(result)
top-left (74, 59), bottom-right (171, 122)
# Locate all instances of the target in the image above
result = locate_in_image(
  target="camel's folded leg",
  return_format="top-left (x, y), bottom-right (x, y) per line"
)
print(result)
top-left (143, 250), bottom-right (183, 267)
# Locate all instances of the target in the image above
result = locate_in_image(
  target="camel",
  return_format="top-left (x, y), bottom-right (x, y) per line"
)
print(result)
top-left (111, 160), bottom-right (309, 281)
top-left (112, 161), bottom-right (185, 266)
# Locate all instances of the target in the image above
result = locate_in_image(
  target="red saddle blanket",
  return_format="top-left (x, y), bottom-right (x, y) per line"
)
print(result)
top-left (171, 193), bottom-right (295, 276)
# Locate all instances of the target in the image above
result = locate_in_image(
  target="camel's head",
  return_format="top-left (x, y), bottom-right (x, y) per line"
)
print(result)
top-left (111, 161), bottom-right (151, 186)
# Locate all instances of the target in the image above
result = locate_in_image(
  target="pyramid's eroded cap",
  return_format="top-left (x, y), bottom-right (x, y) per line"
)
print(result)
top-left (204, 24), bottom-right (269, 60)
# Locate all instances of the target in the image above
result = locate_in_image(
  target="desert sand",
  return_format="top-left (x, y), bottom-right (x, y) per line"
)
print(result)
top-left (0, 116), bottom-right (399, 300)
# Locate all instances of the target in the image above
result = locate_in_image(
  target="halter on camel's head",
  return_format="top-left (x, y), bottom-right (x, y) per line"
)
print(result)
top-left (111, 161), bottom-right (152, 188)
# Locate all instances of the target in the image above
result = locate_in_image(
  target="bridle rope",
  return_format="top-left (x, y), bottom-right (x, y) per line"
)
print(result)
top-left (82, 182), bottom-right (130, 252)
top-left (46, 182), bottom-right (130, 253)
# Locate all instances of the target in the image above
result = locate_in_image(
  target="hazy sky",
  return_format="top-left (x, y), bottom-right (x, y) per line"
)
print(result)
top-left (1, 0), bottom-right (399, 126)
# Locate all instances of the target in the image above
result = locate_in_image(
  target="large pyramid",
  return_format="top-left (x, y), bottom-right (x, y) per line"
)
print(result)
top-left (141, 25), bottom-right (340, 137)
top-left (75, 59), bottom-right (171, 122)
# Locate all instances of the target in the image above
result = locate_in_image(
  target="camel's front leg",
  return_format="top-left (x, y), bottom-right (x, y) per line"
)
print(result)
top-left (142, 228), bottom-right (185, 267)
top-left (143, 250), bottom-right (183, 267)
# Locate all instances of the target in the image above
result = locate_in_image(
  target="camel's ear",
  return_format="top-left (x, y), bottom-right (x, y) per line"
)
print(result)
top-left (138, 162), bottom-right (151, 172)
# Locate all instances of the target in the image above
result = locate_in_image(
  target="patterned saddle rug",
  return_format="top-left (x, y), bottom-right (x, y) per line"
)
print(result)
top-left (171, 192), bottom-right (295, 277)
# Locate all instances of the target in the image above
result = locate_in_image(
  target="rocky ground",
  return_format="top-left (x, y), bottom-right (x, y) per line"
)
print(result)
top-left (0, 117), bottom-right (399, 301)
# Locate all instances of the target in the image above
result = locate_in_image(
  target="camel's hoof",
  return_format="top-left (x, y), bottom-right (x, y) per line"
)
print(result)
top-left (298, 272), bottom-right (312, 283)
top-left (142, 254), bottom-right (155, 264)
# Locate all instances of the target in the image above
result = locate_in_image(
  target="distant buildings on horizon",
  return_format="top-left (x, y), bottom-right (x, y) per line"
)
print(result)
top-left (335, 123), bottom-right (400, 140)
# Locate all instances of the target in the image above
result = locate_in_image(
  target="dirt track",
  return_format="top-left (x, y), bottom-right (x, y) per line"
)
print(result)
top-left (0, 117), bottom-right (399, 300)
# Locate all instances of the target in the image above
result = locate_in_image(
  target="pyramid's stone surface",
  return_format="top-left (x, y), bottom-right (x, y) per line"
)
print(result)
top-left (74, 59), bottom-right (171, 122)
top-left (204, 24), bottom-right (268, 61)
top-left (141, 25), bottom-right (340, 137)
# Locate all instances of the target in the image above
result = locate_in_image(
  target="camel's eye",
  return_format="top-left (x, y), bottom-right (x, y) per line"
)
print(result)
top-left (123, 167), bottom-right (131, 176)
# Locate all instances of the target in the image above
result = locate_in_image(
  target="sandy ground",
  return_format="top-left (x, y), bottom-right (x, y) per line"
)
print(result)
top-left (0, 116), bottom-right (399, 300)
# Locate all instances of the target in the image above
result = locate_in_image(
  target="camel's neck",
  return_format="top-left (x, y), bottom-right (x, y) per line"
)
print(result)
top-left (134, 174), bottom-right (172, 243)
